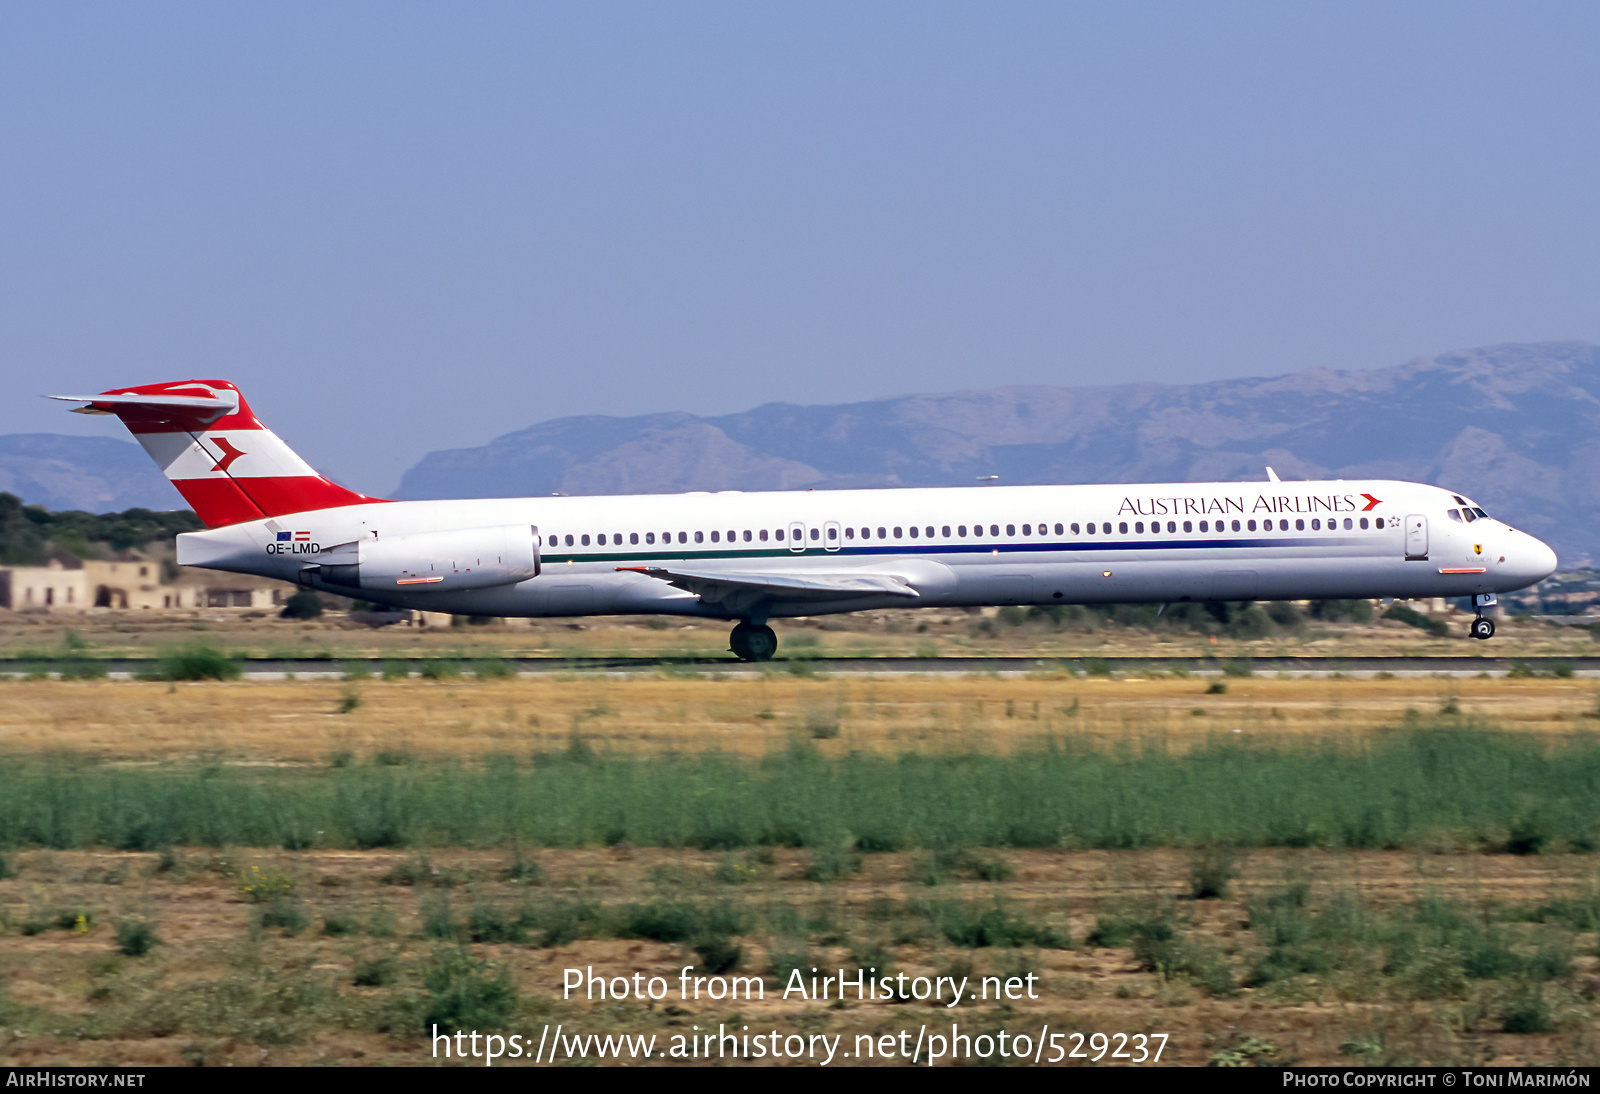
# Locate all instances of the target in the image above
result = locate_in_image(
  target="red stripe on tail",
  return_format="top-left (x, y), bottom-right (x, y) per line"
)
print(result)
top-left (92, 379), bottom-right (388, 528)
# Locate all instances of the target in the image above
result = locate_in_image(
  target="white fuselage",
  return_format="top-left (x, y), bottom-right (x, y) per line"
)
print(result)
top-left (175, 479), bottom-right (1558, 620)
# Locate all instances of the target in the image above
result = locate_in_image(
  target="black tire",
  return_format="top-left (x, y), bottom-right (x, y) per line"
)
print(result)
top-left (1471, 618), bottom-right (1495, 640)
top-left (730, 622), bottom-right (778, 661)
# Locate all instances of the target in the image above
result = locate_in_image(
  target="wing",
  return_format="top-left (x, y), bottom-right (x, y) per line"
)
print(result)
top-left (616, 565), bottom-right (921, 608)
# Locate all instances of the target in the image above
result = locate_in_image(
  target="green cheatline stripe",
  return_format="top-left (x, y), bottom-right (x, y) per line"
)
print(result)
top-left (546, 547), bottom-right (822, 565)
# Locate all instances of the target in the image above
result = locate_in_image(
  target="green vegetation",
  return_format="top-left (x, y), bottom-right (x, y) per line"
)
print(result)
top-left (151, 644), bottom-right (241, 682)
top-left (5, 729), bottom-right (1600, 853)
top-left (279, 590), bottom-right (324, 620)
top-left (1382, 604), bottom-right (1451, 637)
top-left (0, 492), bottom-right (202, 566)
top-left (115, 920), bottom-right (160, 957)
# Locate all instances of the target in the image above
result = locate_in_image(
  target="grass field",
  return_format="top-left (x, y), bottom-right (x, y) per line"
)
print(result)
top-left (5, 662), bottom-right (1600, 1066)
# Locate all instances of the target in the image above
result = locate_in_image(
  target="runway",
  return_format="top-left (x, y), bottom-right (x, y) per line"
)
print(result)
top-left (6, 653), bottom-right (1597, 679)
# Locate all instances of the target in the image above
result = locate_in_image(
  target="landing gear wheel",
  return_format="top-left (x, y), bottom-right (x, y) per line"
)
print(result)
top-left (730, 622), bottom-right (778, 661)
top-left (1470, 617), bottom-right (1495, 640)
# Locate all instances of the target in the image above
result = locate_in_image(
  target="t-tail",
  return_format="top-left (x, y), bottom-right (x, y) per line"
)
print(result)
top-left (48, 380), bottom-right (386, 527)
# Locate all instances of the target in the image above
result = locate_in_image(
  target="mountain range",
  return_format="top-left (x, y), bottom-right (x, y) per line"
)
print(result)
top-left (7, 341), bottom-right (1598, 566)
top-left (396, 341), bottom-right (1600, 566)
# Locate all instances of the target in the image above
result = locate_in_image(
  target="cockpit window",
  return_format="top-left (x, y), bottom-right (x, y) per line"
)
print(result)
top-left (1447, 508), bottom-right (1463, 522)
top-left (1462, 509), bottom-right (1477, 522)
top-left (1472, 507), bottom-right (1489, 520)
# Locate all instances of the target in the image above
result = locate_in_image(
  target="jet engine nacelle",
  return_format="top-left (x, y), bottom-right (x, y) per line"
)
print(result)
top-left (317, 525), bottom-right (540, 592)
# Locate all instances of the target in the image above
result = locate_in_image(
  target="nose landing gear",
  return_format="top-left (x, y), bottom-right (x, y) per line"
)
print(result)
top-left (730, 621), bottom-right (778, 661)
top-left (1470, 593), bottom-right (1497, 641)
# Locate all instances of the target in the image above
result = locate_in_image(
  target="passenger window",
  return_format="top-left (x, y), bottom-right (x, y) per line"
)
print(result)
top-left (860, 527), bottom-right (870, 539)
top-left (1246, 520), bottom-right (1255, 531)
top-left (1006, 524), bottom-right (1015, 536)
top-left (694, 531), bottom-right (704, 543)
top-left (581, 534), bottom-right (591, 546)
top-left (759, 529), bottom-right (768, 541)
top-left (1294, 519), bottom-right (1304, 531)
top-left (1165, 521), bottom-right (1174, 533)
top-left (992, 525), bottom-right (1000, 537)
top-left (1022, 524), bottom-right (1032, 536)
top-left (958, 525), bottom-right (967, 537)
top-left (926, 526), bottom-right (934, 537)
top-left (1359, 518), bottom-right (1369, 530)
top-left (597, 534), bottom-right (607, 545)
top-left (973, 524), bottom-right (983, 537)
top-left (1343, 518), bottom-right (1353, 530)
top-left (942, 525), bottom-right (951, 537)
top-left (909, 526), bottom-right (919, 539)
top-left (845, 527), bottom-right (854, 539)
top-left (630, 533), bottom-right (639, 545)
top-left (878, 527), bottom-right (887, 538)
top-left (645, 532), bottom-right (655, 544)
top-left (564, 534), bottom-right (574, 546)
top-left (1182, 521), bottom-right (1192, 533)
top-left (1084, 523), bottom-right (1094, 535)
top-left (1054, 523), bottom-right (1063, 535)
top-left (1312, 519), bottom-right (1322, 530)
top-left (775, 529), bottom-right (783, 541)
top-left (827, 526), bottom-right (837, 540)
top-left (1134, 522), bottom-right (1144, 534)
top-left (893, 527), bottom-right (902, 538)
top-left (744, 530), bottom-right (752, 542)
top-left (1118, 522), bottom-right (1128, 534)
top-left (710, 531), bottom-right (719, 543)
top-left (811, 528), bottom-right (820, 541)
top-left (1230, 520), bottom-right (1241, 532)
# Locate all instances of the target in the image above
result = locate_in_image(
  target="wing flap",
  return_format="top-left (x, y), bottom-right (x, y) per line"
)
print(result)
top-left (616, 565), bottom-right (920, 603)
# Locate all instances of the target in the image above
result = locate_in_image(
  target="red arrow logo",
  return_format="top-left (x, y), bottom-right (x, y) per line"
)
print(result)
top-left (1359, 493), bottom-right (1382, 511)
top-left (209, 436), bottom-right (246, 474)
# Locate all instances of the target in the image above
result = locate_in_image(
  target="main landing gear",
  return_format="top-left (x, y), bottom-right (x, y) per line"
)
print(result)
top-left (730, 621), bottom-right (778, 661)
top-left (1470, 593), bottom-right (1497, 641)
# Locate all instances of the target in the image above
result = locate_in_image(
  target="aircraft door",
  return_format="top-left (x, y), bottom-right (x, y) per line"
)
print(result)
top-left (530, 525), bottom-right (541, 578)
top-left (824, 521), bottom-right (841, 552)
top-left (788, 522), bottom-right (806, 553)
top-left (1405, 515), bottom-right (1428, 560)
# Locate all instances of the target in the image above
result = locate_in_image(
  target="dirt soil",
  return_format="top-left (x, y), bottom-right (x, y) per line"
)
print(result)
top-left (3, 847), bottom-right (1598, 1068)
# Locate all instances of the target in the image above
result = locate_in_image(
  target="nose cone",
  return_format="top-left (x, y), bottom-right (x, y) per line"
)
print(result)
top-left (1510, 533), bottom-right (1558, 588)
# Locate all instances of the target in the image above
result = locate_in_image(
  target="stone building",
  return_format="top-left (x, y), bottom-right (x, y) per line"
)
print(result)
top-left (1, 553), bottom-right (295, 613)
top-left (0, 558), bottom-right (89, 611)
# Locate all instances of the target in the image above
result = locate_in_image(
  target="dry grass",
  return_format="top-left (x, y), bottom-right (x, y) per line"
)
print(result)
top-left (0, 674), bottom-right (1596, 763)
top-left (5, 648), bottom-right (1600, 1067)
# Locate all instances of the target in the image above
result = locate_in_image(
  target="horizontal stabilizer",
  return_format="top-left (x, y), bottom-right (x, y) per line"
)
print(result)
top-left (47, 379), bottom-right (384, 527)
top-left (48, 391), bottom-right (241, 423)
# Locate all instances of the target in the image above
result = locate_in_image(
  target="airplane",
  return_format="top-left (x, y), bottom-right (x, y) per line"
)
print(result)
top-left (50, 379), bottom-right (1559, 659)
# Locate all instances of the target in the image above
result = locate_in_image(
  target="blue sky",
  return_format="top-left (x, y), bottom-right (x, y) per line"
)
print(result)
top-left (3, 2), bottom-right (1598, 493)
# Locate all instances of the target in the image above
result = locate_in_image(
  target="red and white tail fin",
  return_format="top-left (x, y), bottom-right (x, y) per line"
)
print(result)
top-left (48, 380), bottom-right (387, 528)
